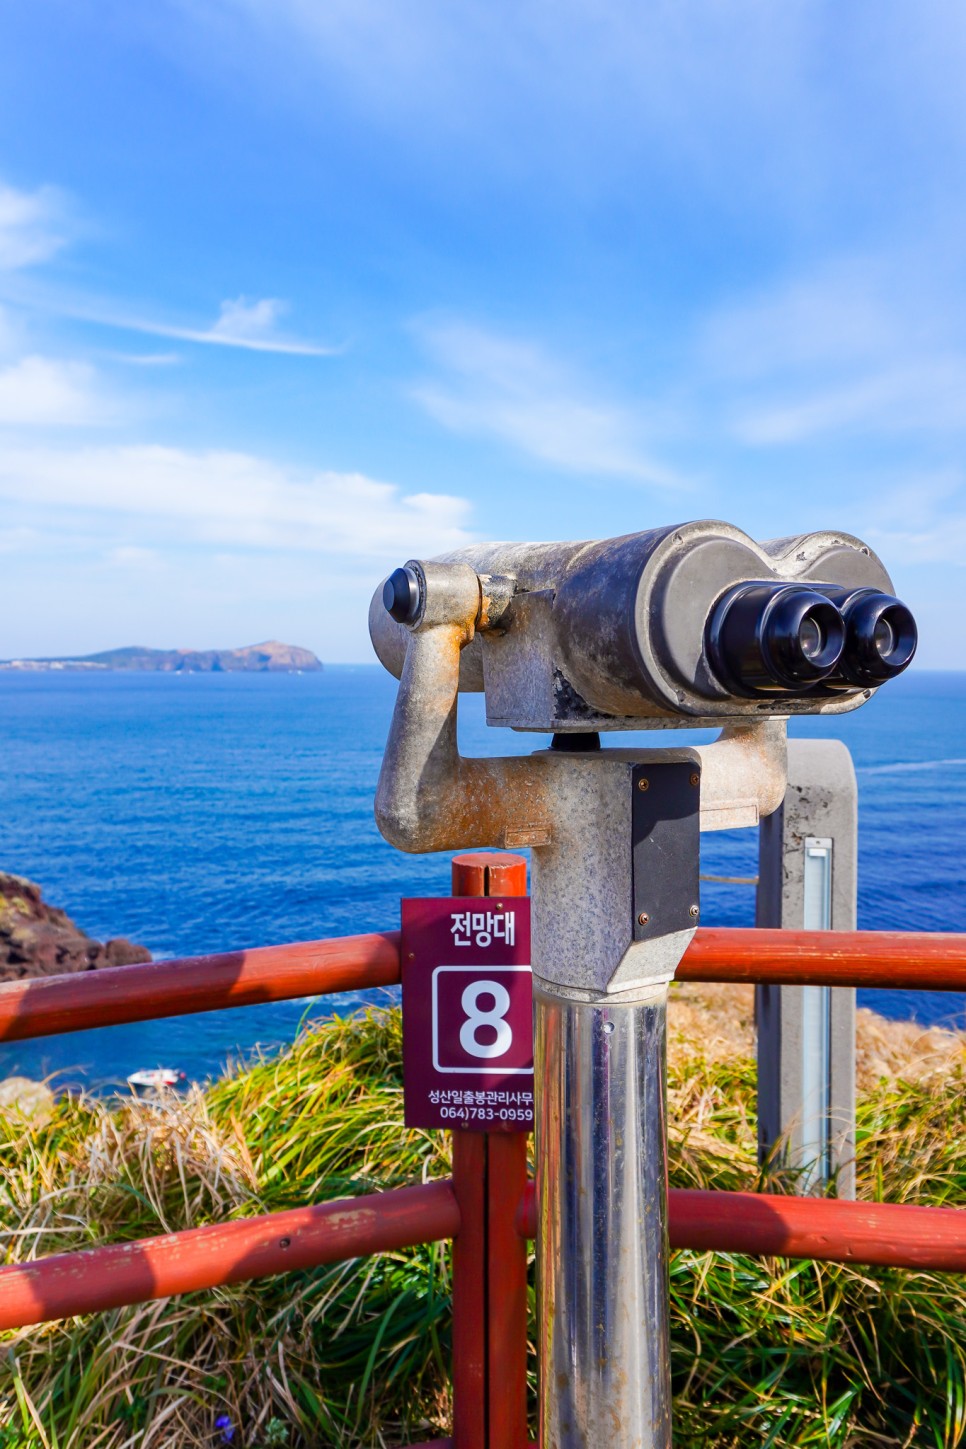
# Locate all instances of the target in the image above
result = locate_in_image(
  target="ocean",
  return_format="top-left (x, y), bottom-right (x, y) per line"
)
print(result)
top-left (1, 666), bottom-right (964, 1089)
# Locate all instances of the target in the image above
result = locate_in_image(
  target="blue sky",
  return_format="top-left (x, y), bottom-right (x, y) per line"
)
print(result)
top-left (1, 2), bottom-right (965, 664)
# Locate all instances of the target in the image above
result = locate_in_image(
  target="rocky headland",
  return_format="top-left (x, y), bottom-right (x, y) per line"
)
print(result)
top-left (0, 873), bottom-right (151, 982)
top-left (0, 640), bottom-right (322, 673)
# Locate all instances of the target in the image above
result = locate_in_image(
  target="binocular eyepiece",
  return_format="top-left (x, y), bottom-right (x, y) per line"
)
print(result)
top-left (707, 583), bottom-right (917, 696)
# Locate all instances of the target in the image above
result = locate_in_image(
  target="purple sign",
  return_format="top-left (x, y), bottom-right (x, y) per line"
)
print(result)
top-left (401, 896), bottom-right (533, 1131)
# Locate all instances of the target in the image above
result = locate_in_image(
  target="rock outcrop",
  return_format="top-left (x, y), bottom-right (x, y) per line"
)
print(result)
top-left (0, 873), bottom-right (151, 982)
top-left (1, 640), bottom-right (322, 672)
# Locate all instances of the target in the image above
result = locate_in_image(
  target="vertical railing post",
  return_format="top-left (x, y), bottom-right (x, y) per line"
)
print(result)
top-left (451, 852), bottom-right (529, 1449)
top-left (756, 738), bottom-right (858, 1196)
top-left (452, 1128), bottom-right (486, 1449)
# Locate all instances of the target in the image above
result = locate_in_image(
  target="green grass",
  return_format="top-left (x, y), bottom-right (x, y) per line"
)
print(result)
top-left (1, 1004), bottom-right (965, 1447)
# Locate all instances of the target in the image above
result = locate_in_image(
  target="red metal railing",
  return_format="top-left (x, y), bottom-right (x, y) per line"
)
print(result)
top-left (4, 926), bottom-right (966, 1044)
top-left (3, 862), bottom-right (966, 1449)
top-left (0, 1182), bottom-right (460, 1332)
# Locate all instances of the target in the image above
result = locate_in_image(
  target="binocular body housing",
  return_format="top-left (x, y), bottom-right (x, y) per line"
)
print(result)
top-left (369, 520), bottom-right (916, 732)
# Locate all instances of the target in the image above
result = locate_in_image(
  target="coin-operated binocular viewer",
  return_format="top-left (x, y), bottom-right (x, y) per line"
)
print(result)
top-left (370, 521), bottom-right (916, 1448)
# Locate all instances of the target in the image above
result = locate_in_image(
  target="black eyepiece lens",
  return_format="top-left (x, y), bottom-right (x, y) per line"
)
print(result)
top-left (764, 592), bottom-right (845, 682)
top-left (837, 593), bottom-right (917, 684)
top-left (799, 614), bottom-right (824, 660)
top-left (874, 615), bottom-right (895, 657)
top-left (707, 580), bottom-right (918, 697)
top-left (706, 582), bottom-right (846, 696)
top-left (383, 566), bottom-right (421, 624)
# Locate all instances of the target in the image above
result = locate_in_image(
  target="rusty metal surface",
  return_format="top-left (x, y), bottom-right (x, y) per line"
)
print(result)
top-left (0, 1180), bottom-right (459, 1332)
top-left (692, 720), bottom-right (787, 829)
top-left (374, 612), bottom-right (556, 855)
top-left (369, 525), bottom-right (897, 731)
top-left (372, 560), bottom-right (790, 866)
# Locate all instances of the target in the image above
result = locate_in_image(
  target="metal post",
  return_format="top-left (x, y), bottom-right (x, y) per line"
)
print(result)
top-left (535, 981), bottom-right (670, 1444)
top-left (756, 738), bottom-right (858, 1195)
top-left (450, 852), bottom-right (529, 1449)
top-left (451, 1130), bottom-right (486, 1449)
top-left (530, 752), bottom-right (701, 1449)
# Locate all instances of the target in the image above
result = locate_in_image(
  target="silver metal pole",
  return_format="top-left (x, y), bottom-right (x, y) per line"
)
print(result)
top-left (756, 738), bottom-right (858, 1195)
top-left (535, 980), bottom-right (671, 1448)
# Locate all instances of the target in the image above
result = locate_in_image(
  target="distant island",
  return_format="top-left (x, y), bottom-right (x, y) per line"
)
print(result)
top-left (0, 640), bottom-right (322, 673)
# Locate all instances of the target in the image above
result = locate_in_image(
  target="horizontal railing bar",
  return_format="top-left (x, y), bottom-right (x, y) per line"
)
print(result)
top-left (699, 873), bottom-right (759, 885)
top-left (0, 932), bottom-right (401, 1043)
top-left (678, 927), bottom-right (966, 989)
top-left (4, 925), bottom-right (966, 1046)
top-left (405, 1442), bottom-right (532, 1448)
top-left (0, 1179), bottom-right (459, 1332)
top-left (517, 1184), bottom-right (966, 1271)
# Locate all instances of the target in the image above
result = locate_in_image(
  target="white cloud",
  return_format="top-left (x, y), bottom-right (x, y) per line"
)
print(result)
top-left (0, 355), bottom-right (114, 427)
top-left (107, 545), bottom-right (163, 568)
top-left (703, 256), bottom-right (966, 445)
top-left (701, 260), bottom-right (903, 381)
top-left (860, 470), bottom-right (966, 566)
top-left (66, 295), bottom-right (337, 356)
top-left (182, 0), bottom-right (966, 230)
top-left (412, 320), bottom-right (688, 489)
top-left (733, 358), bottom-right (966, 445)
top-left (868, 516), bottom-right (966, 567)
top-left (209, 296), bottom-right (287, 343)
top-left (0, 177), bottom-right (328, 357)
top-left (0, 182), bottom-right (66, 271)
top-left (109, 351), bottom-right (182, 367)
top-left (0, 442), bottom-right (473, 557)
top-left (193, 2), bottom-right (824, 193)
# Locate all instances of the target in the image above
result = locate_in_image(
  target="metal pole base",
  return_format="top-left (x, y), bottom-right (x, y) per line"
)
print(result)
top-left (535, 980), bottom-right (671, 1449)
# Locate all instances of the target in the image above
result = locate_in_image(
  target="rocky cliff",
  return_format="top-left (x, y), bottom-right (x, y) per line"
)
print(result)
top-left (0, 874), bottom-right (151, 982)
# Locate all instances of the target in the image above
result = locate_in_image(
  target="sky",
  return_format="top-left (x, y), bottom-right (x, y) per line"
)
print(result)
top-left (1, 2), bottom-right (965, 665)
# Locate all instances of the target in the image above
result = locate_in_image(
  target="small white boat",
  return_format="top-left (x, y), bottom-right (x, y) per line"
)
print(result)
top-left (126, 1068), bottom-right (186, 1089)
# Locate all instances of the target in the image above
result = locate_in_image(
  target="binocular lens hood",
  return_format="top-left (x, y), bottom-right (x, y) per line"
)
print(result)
top-left (706, 582), bottom-right (918, 697)
top-left (818, 588), bottom-right (918, 686)
top-left (707, 583), bottom-right (846, 695)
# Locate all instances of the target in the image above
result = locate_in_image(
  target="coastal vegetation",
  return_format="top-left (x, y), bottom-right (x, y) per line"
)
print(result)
top-left (2, 990), bottom-right (966, 1448)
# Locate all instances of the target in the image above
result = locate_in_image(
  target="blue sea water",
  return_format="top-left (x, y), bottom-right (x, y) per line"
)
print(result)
top-left (0, 667), bottom-right (964, 1089)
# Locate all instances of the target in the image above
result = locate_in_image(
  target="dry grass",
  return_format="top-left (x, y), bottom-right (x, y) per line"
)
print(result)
top-left (1, 997), bottom-right (965, 1447)
top-left (669, 980), bottom-right (966, 1093)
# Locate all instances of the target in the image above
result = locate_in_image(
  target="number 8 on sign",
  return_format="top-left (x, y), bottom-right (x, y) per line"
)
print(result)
top-left (432, 966), bottom-right (534, 1074)
top-left (460, 980), bottom-right (513, 1058)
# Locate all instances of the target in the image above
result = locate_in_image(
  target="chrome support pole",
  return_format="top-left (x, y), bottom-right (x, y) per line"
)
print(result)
top-left (535, 980), bottom-right (671, 1449)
